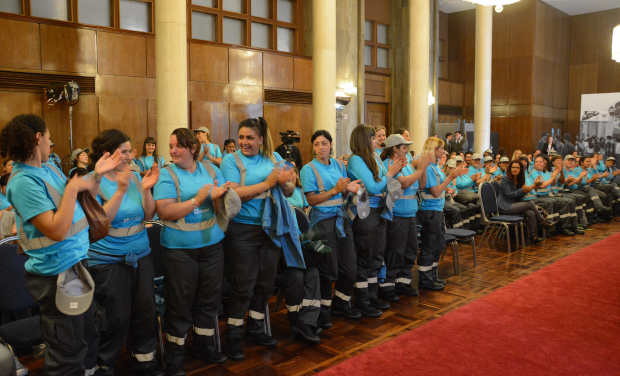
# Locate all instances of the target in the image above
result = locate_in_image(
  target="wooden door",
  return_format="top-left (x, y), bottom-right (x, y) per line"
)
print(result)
top-left (366, 102), bottom-right (389, 130)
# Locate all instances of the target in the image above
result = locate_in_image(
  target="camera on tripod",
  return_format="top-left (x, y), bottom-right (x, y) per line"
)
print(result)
top-left (279, 130), bottom-right (300, 145)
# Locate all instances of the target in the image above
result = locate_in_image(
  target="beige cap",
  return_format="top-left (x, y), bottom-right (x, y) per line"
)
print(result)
top-left (455, 156), bottom-right (464, 162)
top-left (71, 148), bottom-right (90, 165)
top-left (483, 156), bottom-right (493, 162)
top-left (499, 156), bottom-right (510, 163)
top-left (56, 262), bottom-right (95, 316)
top-left (194, 126), bottom-right (210, 134)
top-left (383, 134), bottom-right (413, 149)
top-left (485, 149), bottom-right (492, 154)
top-left (472, 153), bottom-right (481, 160)
top-left (447, 159), bottom-right (457, 168)
top-left (607, 157), bottom-right (616, 162)
top-left (564, 155), bottom-right (575, 161)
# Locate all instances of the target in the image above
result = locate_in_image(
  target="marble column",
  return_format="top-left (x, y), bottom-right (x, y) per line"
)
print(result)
top-left (313, 0), bottom-right (337, 147)
top-left (357, 0), bottom-right (365, 125)
top-left (473, 4), bottom-right (492, 153)
top-left (155, 0), bottom-right (188, 161)
top-left (409, 0), bottom-right (430, 153)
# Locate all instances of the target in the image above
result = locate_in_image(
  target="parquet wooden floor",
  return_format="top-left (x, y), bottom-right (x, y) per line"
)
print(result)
top-left (17, 221), bottom-right (620, 376)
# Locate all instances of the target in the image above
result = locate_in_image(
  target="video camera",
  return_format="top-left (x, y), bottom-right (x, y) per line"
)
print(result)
top-left (279, 130), bottom-right (300, 145)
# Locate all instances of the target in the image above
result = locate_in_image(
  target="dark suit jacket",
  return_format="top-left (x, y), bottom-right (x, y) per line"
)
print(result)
top-left (497, 176), bottom-right (526, 212)
top-left (452, 138), bottom-right (466, 153)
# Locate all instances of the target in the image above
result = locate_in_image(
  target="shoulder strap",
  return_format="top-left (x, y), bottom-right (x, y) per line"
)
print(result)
top-left (232, 152), bottom-right (247, 187)
top-left (200, 161), bottom-right (217, 181)
top-left (308, 162), bottom-right (326, 193)
top-left (164, 165), bottom-right (182, 203)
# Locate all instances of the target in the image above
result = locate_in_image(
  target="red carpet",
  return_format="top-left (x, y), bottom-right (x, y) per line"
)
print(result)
top-left (320, 233), bottom-right (620, 376)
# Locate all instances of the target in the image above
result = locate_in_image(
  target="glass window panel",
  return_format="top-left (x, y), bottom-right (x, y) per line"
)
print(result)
top-left (120, 0), bottom-right (151, 32)
top-left (223, 0), bottom-right (245, 13)
top-left (192, 0), bottom-right (216, 7)
top-left (377, 24), bottom-right (388, 45)
top-left (277, 0), bottom-right (293, 23)
top-left (364, 45), bottom-right (372, 66)
top-left (223, 17), bottom-right (246, 45)
top-left (365, 20), bottom-right (372, 41)
top-left (31, 0), bottom-right (70, 21)
top-left (251, 22), bottom-right (271, 49)
top-left (251, 0), bottom-right (270, 18)
top-left (377, 47), bottom-right (388, 68)
top-left (78, 0), bottom-right (112, 27)
top-left (0, 0), bottom-right (23, 14)
top-left (192, 11), bottom-right (216, 41)
top-left (277, 27), bottom-right (294, 53)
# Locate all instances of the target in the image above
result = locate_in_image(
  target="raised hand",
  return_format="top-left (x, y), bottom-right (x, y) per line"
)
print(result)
top-left (387, 157), bottom-right (404, 176)
top-left (579, 170), bottom-right (588, 177)
top-left (194, 184), bottom-right (214, 206)
top-left (142, 163), bottom-right (160, 191)
top-left (210, 181), bottom-right (229, 201)
top-left (347, 179), bottom-right (361, 194)
top-left (534, 176), bottom-right (543, 185)
top-left (94, 150), bottom-right (122, 176)
top-left (116, 166), bottom-right (132, 193)
top-left (67, 173), bottom-right (94, 193)
top-left (265, 168), bottom-right (281, 188)
top-left (419, 153), bottom-right (434, 169)
top-left (450, 166), bottom-right (469, 178)
top-left (278, 167), bottom-right (296, 186)
top-left (601, 171), bottom-right (609, 178)
top-left (334, 177), bottom-right (350, 193)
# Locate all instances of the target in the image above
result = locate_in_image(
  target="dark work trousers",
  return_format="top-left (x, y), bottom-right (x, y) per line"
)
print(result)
top-left (162, 243), bottom-right (224, 367)
top-left (89, 256), bottom-right (158, 375)
top-left (566, 189), bottom-right (595, 220)
top-left (275, 266), bottom-right (320, 327)
top-left (454, 190), bottom-right (482, 228)
top-left (443, 200), bottom-right (465, 229)
top-left (593, 182), bottom-right (620, 209)
top-left (417, 210), bottom-right (445, 284)
top-left (499, 201), bottom-right (544, 237)
top-left (312, 216), bottom-right (356, 317)
top-left (577, 186), bottom-right (609, 211)
top-left (530, 197), bottom-right (556, 222)
top-left (562, 191), bottom-right (589, 225)
top-left (380, 216), bottom-right (419, 292)
top-left (223, 222), bottom-right (279, 339)
top-left (351, 207), bottom-right (387, 307)
top-left (543, 195), bottom-right (578, 229)
top-left (24, 260), bottom-right (98, 376)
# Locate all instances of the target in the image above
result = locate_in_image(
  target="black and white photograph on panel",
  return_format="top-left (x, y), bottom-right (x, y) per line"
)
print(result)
top-left (578, 93), bottom-right (620, 160)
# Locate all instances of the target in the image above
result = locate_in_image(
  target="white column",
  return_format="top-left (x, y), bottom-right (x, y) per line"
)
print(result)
top-left (409, 0), bottom-right (430, 153)
top-left (357, 0), bottom-right (365, 125)
top-left (155, 0), bottom-right (188, 161)
top-left (313, 0), bottom-right (337, 142)
top-left (474, 4), bottom-right (492, 154)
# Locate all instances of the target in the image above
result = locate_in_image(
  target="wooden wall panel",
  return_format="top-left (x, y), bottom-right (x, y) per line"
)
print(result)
top-left (96, 75), bottom-right (151, 98)
top-left (543, 58), bottom-right (554, 107)
top-left (147, 99), bottom-right (157, 142)
top-left (492, 57), bottom-right (509, 106)
top-left (508, 56), bottom-right (533, 105)
top-left (439, 11), bottom-right (448, 41)
top-left (447, 12), bottom-right (466, 82)
top-left (544, 6), bottom-right (556, 61)
top-left (0, 19), bottom-right (40, 70)
top-left (190, 102), bottom-right (230, 148)
top-left (263, 54), bottom-right (293, 89)
top-left (146, 38), bottom-right (156, 78)
top-left (0, 91), bottom-right (42, 131)
top-left (98, 97), bottom-right (148, 145)
top-left (569, 12), bottom-right (602, 66)
top-left (229, 49), bottom-right (262, 86)
top-left (97, 32), bottom-right (147, 77)
top-left (532, 56), bottom-right (545, 105)
top-left (263, 104), bottom-right (313, 165)
top-left (450, 82), bottom-right (463, 107)
top-left (365, 0), bottom-right (391, 25)
top-left (229, 104), bottom-right (264, 141)
top-left (438, 80), bottom-right (451, 106)
top-left (552, 62), bottom-right (568, 109)
top-left (509, 0), bottom-right (535, 58)
top-left (293, 58), bottom-right (312, 91)
top-left (580, 63), bottom-right (598, 95)
top-left (298, 106), bottom-right (314, 164)
top-left (189, 44), bottom-right (228, 83)
top-left (533, 0), bottom-right (546, 58)
top-left (40, 25), bottom-right (96, 74)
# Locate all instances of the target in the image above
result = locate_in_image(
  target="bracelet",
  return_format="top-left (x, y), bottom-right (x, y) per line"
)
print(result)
top-left (191, 198), bottom-right (199, 207)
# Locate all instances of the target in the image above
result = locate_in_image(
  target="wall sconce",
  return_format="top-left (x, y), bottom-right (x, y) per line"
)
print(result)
top-left (336, 91), bottom-right (352, 122)
top-left (341, 83), bottom-right (358, 96)
top-left (428, 91), bottom-right (436, 106)
top-left (613, 24), bottom-right (620, 62)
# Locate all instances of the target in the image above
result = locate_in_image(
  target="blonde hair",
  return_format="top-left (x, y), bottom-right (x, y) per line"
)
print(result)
top-left (238, 117), bottom-right (274, 158)
top-left (421, 137), bottom-right (445, 159)
top-left (350, 124), bottom-right (380, 182)
top-left (373, 125), bottom-right (387, 148)
top-left (511, 149), bottom-right (522, 161)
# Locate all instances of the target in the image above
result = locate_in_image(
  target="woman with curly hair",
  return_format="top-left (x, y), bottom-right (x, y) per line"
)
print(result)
top-left (0, 114), bottom-right (121, 376)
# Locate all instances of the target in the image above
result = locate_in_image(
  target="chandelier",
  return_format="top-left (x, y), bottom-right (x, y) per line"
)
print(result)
top-left (613, 24), bottom-right (620, 63)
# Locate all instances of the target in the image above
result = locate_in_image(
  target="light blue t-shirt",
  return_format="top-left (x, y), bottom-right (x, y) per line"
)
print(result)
top-left (596, 160), bottom-right (606, 173)
top-left (419, 163), bottom-right (445, 212)
top-left (8, 162), bottom-right (89, 276)
top-left (385, 161), bottom-right (419, 217)
top-left (574, 167), bottom-right (595, 187)
top-left (201, 143), bottom-right (223, 163)
top-left (220, 150), bottom-right (283, 225)
top-left (0, 192), bottom-right (10, 210)
top-left (468, 165), bottom-right (485, 192)
top-left (136, 155), bottom-right (165, 171)
top-left (287, 187), bottom-right (308, 209)
top-left (347, 154), bottom-right (388, 208)
top-left (455, 175), bottom-right (475, 191)
top-left (529, 170), bottom-right (552, 196)
top-left (523, 175), bottom-right (537, 201)
top-left (90, 172), bottom-right (149, 259)
top-left (153, 162), bottom-right (225, 248)
top-left (563, 167), bottom-right (583, 190)
top-left (375, 147), bottom-right (384, 156)
top-left (300, 158), bottom-right (347, 215)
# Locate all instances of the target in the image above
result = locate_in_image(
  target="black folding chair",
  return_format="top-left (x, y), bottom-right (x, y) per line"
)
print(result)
top-left (478, 182), bottom-right (526, 253)
top-left (0, 237), bottom-right (43, 354)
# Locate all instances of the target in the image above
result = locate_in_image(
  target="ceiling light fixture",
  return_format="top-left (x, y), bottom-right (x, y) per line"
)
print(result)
top-left (613, 24), bottom-right (620, 63)
top-left (463, 0), bottom-right (520, 6)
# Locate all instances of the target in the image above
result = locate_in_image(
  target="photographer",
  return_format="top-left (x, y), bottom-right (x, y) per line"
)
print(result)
top-left (275, 130), bottom-right (303, 168)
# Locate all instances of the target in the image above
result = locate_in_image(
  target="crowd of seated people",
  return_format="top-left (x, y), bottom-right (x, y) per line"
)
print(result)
top-left (0, 115), bottom-right (618, 376)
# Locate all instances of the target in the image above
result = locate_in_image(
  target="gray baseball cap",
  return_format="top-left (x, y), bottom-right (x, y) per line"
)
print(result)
top-left (447, 159), bottom-right (457, 168)
top-left (483, 156), bottom-right (493, 162)
top-left (384, 134), bottom-right (412, 149)
top-left (216, 188), bottom-right (241, 232)
top-left (194, 127), bottom-right (210, 134)
top-left (71, 148), bottom-right (90, 166)
top-left (500, 157), bottom-right (510, 163)
top-left (564, 155), bottom-right (575, 161)
top-left (56, 262), bottom-right (95, 316)
top-left (472, 153), bottom-right (481, 160)
top-left (455, 156), bottom-right (464, 162)
top-left (607, 157), bottom-right (616, 162)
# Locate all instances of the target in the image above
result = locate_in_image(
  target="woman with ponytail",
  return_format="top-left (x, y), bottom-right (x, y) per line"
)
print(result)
top-left (347, 124), bottom-right (404, 318)
top-left (219, 117), bottom-right (296, 360)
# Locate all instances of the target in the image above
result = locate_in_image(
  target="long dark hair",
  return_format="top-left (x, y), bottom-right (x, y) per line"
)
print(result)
top-left (311, 130), bottom-right (334, 158)
top-left (89, 129), bottom-right (131, 169)
top-left (506, 160), bottom-right (525, 187)
top-left (238, 117), bottom-right (274, 157)
top-left (141, 136), bottom-right (159, 160)
top-left (0, 114), bottom-right (47, 162)
top-left (380, 144), bottom-right (403, 161)
top-left (350, 124), bottom-right (380, 182)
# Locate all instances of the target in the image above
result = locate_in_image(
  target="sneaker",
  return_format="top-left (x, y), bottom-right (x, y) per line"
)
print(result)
top-left (14, 356), bottom-right (28, 376)
top-left (32, 343), bottom-right (45, 359)
top-left (194, 349), bottom-right (228, 364)
top-left (133, 364), bottom-right (164, 376)
top-left (394, 284), bottom-right (419, 296)
top-left (369, 297), bottom-right (390, 310)
top-left (290, 322), bottom-right (320, 344)
top-left (331, 305), bottom-right (362, 320)
top-left (378, 289), bottom-right (400, 303)
top-left (244, 331), bottom-right (277, 347)
top-left (226, 338), bottom-right (244, 361)
top-left (354, 304), bottom-right (383, 318)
